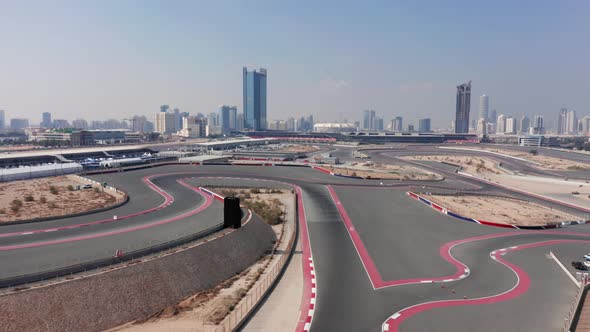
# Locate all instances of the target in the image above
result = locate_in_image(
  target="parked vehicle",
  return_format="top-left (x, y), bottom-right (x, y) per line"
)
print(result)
top-left (82, 184), bottom-right (92, 189)
top-left (572, 261), bottom-right (588, 270)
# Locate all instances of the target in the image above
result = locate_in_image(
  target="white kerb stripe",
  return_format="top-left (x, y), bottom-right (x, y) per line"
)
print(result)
top-left (304, 322), bottom-right (311, 331)
top-left (383, 323), bottom-right (390, 331)
top-left (392, 313), bottom-right (401, 319)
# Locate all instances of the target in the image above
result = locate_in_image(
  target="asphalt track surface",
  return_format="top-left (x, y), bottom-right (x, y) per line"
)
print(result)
top-left (1, 148), bottom-right (590, 331)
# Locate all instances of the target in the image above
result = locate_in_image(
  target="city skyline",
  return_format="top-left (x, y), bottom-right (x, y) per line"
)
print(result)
top-left (0, 1), bottom-right (588, 128)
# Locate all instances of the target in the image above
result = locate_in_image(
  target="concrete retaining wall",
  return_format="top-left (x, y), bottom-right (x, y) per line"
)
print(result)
top-left (0, 217), bottom-right (275, 332)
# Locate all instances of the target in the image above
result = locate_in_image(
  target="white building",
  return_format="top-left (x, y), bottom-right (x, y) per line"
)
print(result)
top-left (566, 109), bottom-right (578, 134)
top-left (177, 116), bottom-right (206, 138)
top-left (154, 112), bottom-right (176, 134)
top-left (479, 95), bottom-right (489, 122)
top-left (582, 116), bottom-right (590, 135)
top-left (313, 122), bottom-right (356, 133)
top-left (505, 117), bottom-right (517, 134)
top-left (496, 114), bottom-right (506, 133)
top-left (477, 118), bottom-right (487, 138)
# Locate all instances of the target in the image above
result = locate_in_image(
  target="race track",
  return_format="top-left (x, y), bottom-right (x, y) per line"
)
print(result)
top-left (2, 148), bottom-right (590, 332)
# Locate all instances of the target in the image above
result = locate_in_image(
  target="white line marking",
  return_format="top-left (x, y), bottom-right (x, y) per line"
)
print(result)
top-left (392, 313), bottom-right (401, 319)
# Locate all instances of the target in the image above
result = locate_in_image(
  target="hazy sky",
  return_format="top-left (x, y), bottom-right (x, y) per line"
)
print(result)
top-left (0, 0), bottom-right (588, 128)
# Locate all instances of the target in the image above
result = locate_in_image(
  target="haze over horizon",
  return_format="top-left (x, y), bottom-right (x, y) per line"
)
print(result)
top-left (0, 0), bottom-right (588, 128)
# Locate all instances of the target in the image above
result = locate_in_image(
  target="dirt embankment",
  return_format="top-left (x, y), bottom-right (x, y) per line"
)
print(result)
top-left (474, 147), bottom-right (590, 171)
top-left (275, 144), bottom-right (320, 153)
top-left (113, 188), bottom-right (295, 332)
top-left (323, 163), bottom-right (440, 180)
top-left (403, 155), bottom-right (504, 175)
top-left (0, 175), bottom-right (126, 223)
top-left (425, 194), bottom-right (576, 226)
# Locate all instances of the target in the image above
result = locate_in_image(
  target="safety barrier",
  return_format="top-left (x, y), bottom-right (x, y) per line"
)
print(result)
top-left (565, 282), bottom-right (590, 331)
top-left (198, 187), bottom-right (225, 202)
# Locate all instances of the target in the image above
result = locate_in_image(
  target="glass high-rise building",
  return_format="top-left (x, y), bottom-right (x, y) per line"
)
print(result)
top-left (218, 105), bottom-right (238, 132)
top-left (41, 112), bottom-right (52, 128)
top-left (455, 81), bottom-right (471, 133)
top-left (243, 67), bottom-right (267, 130)
top-left (394, 116), bottom-right (403, 132)
top-left (418, 118), bottom-right (431, 133)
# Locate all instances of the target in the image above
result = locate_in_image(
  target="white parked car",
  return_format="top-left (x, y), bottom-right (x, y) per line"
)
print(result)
top-left (584, 261), bottom-right (590, 269)
top-left (584, 253), bottom-right (590, 261)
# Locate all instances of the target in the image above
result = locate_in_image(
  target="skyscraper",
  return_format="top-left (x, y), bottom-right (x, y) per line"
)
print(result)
top-left (531, 115), bottom-right (545, 134)
top-left (0, 110), bottom-right (6, 129)
top-left (479, 95), bottom-right (489, 121)
top-left (375, 117), bottom-right (384, 131)
top-left (477, 118), bottom-right (487, 138)
top-left (41, 112), bottom-right (52, 128)
top-left (455, 81), bottom-right (471, 133)
top-left (362, 110), bottom-right (376, 130)
top-left (218, 105), bottom-right (238, 133)
top-left (519, 115), bottom-right (530, 134)
top-left (154, 112), bottom-right (175, 134)
top-left (557, 108), bottom-right (568, 134)
top-left (581, 116), bottom-right (590, 135)
top-left (489, 109), bottom-right (497, 124)
top-left (160, 105), bottom-right (170, 113)
top-left (505, 117), bottom-right (517, 134)
top-left (10, 118), bottom-right (29, 131)
top-left (566, 109), bottom-right (577, 134)
top-left (418, 118), bottom-right (431, 132)
top-left (218, 105), bottom-right (231, 133)
top-left (243, 67), bottom-right (267, 130)
top-left (394, 116), bottom-right (403, 132)
top-left (228, 106), bottom-right (237, 130)
top-left (496, 114), bottom-right (506, 133)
